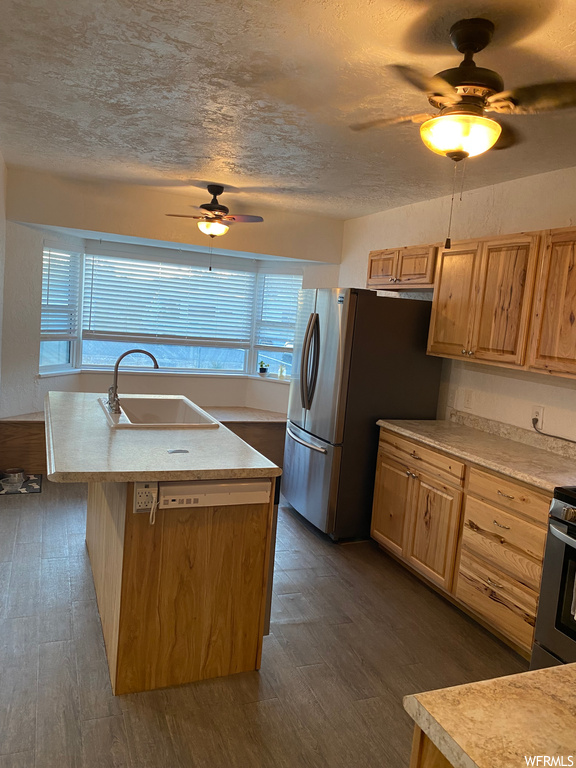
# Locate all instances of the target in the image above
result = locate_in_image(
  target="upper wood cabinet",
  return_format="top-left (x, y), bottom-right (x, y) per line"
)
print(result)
top-left (367, 245), bottom-right (436, 290)
top-left (528, 228), bottom-right (576, 375)
top-left (428, 234), bottom-right (540, 366)
top-left (427, 241), bottom-right (480, 358)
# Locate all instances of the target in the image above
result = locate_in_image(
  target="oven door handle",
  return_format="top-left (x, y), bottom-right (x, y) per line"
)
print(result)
top-left (550, 521), bottom-right (576, 550)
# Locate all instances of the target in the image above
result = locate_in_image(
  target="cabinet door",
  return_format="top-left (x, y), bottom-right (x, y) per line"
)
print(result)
top-left (528, 228), bottom-right (576, 375)
top-left (427, 244), bottom-right (480, 358)
top-left (404, 471), bottom-right (462, 591)
top-left (396, 245), bottom-right (436, 288)
top-left (471, 235), bottom-right (539, 365)
top-left (371, 452), bottom-right (412, 557)
top-left (366, 249), bottom-right (398, 288)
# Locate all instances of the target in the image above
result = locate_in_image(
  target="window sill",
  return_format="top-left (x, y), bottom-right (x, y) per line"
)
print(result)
top-left (37, 369), bottom-right (291, 384)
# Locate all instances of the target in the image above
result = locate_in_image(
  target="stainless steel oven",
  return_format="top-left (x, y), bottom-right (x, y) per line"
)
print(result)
top-left (531, 487), bottom-right (576, 669)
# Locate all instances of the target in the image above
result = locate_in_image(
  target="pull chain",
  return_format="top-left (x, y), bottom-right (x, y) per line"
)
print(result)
top-left (459, 156), bottom-right (467, 201)
top-left (444, 161), bottom-right (459, 249)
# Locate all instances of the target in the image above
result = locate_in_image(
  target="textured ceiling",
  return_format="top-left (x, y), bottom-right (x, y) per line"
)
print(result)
top-left (2, 0), bottom-right (576, 218)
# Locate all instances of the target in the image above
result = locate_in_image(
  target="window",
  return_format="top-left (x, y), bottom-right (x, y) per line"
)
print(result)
top-left (40, 249), bottom-right (81, 370)
top-left (40, 247), bottom-right (302, 376)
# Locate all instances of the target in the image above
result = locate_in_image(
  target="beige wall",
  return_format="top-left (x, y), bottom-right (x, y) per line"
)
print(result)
top-left (7, 167), bottom-right (343, 265)
top-left (0, 152), bottom-right (5, 392)
top-left (339, 164), bottom-right (576, 441)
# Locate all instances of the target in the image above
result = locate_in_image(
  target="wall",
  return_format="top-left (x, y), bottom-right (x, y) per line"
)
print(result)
top-left (340, 164), bottom-right (576, 441)
top-left (0, 152), bottom-right (5, 393)
top-left (7, 167), bottom-right (343, 266)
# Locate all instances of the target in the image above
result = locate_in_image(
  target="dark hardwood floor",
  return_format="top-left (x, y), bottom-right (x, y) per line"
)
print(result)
top-left (0, 481), bottom-right (527, 767)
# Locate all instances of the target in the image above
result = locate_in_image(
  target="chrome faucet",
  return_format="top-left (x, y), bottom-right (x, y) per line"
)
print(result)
top-left (107, 349), bottom-right (160, 414)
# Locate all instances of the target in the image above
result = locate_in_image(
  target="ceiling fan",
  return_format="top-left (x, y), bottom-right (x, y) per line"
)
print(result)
top-left (351, 17), bottom-right (576, 161)
top-left (166, 184), bottom-right (264, 237)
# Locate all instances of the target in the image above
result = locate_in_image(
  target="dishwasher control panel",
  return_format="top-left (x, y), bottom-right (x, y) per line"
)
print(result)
top-left (158, 480), bottom-right (271, 509)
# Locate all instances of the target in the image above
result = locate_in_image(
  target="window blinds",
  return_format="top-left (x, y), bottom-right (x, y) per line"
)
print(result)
top-left (82, 255), bottom-right (257, 345)
top-left (255, 273), bottom-right (303, 347)
top-left (41, 249), bottom-right (81, 340)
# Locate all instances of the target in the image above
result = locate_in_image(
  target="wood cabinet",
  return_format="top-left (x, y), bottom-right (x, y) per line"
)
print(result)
top-left (404, 471), bottom-right (462, 590)
top-left (372, 428), bottom-right (550, 655)
top-left (371, 434), bottom-right (463, 592)
top-left (454, 468), bottom-right (548, 653)
top-left (528, 227), bottom-right (576, 375)
top-left (428, 234), bottom-right (540, 366)
top-left (367, 245), bottom-right (436, 290)
top-left (371, 452), bottom-right (411, 557)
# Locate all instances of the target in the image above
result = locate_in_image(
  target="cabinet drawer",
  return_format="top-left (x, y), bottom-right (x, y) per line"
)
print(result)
top-left (467, 467), bottom-right (550, 526)
top-left (461, 496), bottom-right (546, 590)
top-left (379, 432), bottom-right (465, 485)
top-left (455, 552), bottom-right (537, 652)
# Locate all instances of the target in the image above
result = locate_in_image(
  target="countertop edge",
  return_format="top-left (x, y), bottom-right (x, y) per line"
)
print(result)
top-left (376, 420), bottom-right (560, 493)
top-left (403, 695), bottom-right (479, 768)
top-left (46, 468), bottom-right (282, 483)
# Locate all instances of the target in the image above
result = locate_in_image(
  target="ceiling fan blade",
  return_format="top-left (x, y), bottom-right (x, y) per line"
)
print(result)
top-left (165, 214), bottom-right (202, 219)
top-left (390, 65), bottom-right (461, 105)
top-left (350, 112), bottom-right (435, 131)
top-left (490, 120), bottom-right (522, 150)
top-left (224, 214), bottom-right (264, 223)
top-left (487, 81), bottom-right (576, 114)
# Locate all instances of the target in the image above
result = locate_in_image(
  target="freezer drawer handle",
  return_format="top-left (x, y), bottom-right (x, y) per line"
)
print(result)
top-left (550, 521), bottom-right (576, 551)
top-left (286, 427), bottom-right (327, 455)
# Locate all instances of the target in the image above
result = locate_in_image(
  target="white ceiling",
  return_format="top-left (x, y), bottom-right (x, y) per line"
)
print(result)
top-left (2, 0), bottom-right (576, 219)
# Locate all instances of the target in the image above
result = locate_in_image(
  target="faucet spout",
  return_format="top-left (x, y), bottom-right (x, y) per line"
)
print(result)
top-left (107, 349), bottom-right (160, 414)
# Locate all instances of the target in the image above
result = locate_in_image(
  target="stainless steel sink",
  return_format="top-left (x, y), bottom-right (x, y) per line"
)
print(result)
top-left (98, 395), bottom-right (220, 429)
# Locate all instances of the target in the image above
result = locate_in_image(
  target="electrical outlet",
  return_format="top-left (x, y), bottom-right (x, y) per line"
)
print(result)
top-left (463, 389), bottom-right (473, 411)
top-left (532, 405), bottom-right (545, 429)
top-left (134, 481), bottom-right (158, 512)
top-left (447, 389), bottom-right (456, 408)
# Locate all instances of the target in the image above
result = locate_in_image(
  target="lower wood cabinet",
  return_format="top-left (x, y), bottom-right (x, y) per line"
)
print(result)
top-left (371, 442), bottom-right (463, 592)
top-left (371, 454), bottom-right (411, 558)
top-left (404, 472), bottom-right (462, 591)
top-left (372, 428), bottom-right (550, 655)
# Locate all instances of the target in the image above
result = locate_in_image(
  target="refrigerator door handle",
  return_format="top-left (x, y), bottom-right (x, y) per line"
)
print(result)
top-left (307, 313), bottom-right (320, 408)
top-left (286, 426), bottom-right (327, 454)
top-left (300, 313), bottom-right (315, 409)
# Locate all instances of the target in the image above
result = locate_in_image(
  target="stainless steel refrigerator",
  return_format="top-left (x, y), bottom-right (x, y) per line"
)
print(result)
top-left (282, 288), bottom-right (442, 540)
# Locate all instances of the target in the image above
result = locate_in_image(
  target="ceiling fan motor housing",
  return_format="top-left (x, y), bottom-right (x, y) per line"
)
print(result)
top-left (201, 184), bottom-right (229, 216)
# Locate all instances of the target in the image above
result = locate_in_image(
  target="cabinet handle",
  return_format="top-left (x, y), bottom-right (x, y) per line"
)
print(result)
top-left (493, 519), bottom-right (511, 530)
top-left (487, 577), bottom-right (504, 589)
top-left (467, 350), bottom-right (474, 356)
top-left (406, 469), bottom-right (412, 476)
top-left (461, 349), bottom-right (467, 355)
top-left (497, 490), bottom-right (515, 500)
top-left (389, 277), bottom-right (395, 282)
top-left (410, 451), bottom-right (422, 460)
top-left (411, 472), bottom-right (419, 479)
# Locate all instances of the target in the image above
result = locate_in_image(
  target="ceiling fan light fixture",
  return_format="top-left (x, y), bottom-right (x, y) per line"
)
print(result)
top-left (420, 113), bottom-right (502, 159)
top-left (197, 219), bottom-right (229, 237)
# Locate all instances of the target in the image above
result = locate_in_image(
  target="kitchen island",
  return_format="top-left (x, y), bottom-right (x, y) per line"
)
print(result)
top-left (404, 663), bottom-right (576, 767)
top-left (45, 391), bottom-right (282, 695)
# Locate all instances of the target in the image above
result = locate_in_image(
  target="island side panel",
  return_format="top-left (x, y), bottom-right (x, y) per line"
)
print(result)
top-left (410, 727), bottom-right (453, 768)
top-left (85, 481), bottom-right (128, 689)
top-left (114, 488), bottom-right (275, 695)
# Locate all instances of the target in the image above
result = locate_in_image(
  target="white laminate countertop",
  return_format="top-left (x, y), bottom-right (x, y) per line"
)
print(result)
top-left (404, 663), bottom-right (576, 768)
top-left (45, 392), bottom-right (282, 482)
top-left (378, 419), bottom-right (576, 493)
